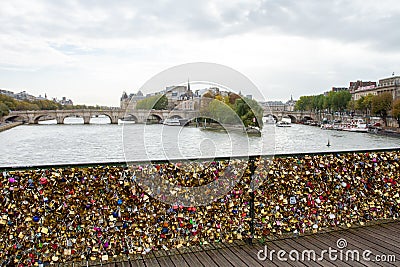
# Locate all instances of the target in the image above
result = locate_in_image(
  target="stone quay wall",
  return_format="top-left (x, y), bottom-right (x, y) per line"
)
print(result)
top-left (0, 149), bottom-right (399, 264)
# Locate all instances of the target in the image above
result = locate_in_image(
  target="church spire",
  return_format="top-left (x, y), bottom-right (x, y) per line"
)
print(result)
top-left (187, 78), bottom-right (191, 91)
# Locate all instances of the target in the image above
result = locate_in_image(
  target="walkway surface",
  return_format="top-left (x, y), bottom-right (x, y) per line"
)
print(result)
top-left (67, 221), bottom-right (400, 267)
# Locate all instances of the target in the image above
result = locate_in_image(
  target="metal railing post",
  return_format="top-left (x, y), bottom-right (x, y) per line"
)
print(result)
top-left (248, 156), bottom-right (256, 245)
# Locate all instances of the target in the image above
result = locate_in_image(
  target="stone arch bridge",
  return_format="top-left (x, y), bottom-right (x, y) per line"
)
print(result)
top-left (3, 109), bottom-right (199, 124)
top-left (3, 109), bottom-right (317, 125)
top-left (264, 111), bottom-right (318, 123)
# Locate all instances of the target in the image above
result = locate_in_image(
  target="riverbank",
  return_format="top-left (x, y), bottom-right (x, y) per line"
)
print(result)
top-left (0, 121), bottom-right (22, 132)
top-left (366, 126), bottom-right (400, 137)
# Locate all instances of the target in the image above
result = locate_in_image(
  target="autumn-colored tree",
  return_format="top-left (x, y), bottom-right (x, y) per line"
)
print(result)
top-left (228, 93), bottom-right (241, 105)
top-left (372, 92), bottom-right (393, 126)
top-left (356, 94), bottom-right (374, 116)
top-left (392, 99), bottom-right (400, 127)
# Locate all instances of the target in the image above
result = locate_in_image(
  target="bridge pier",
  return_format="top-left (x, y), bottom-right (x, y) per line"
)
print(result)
top-left (27, 114), bottom-right (36, 124)
top-left (56, 117), bottom-right (64, 124)
top-left (83, 116), bottom-right (91, 124)
top-left (110, 116), bottom-right (119, 124)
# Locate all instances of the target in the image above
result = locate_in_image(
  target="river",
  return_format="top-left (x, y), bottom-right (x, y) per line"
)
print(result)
top-left (0, 117), bottom-right (399, 167)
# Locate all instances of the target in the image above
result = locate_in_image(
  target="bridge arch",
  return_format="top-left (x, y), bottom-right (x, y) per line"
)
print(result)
top-left (302, 115), bottom-right (314, 122)
top-left (122, 114), bottom-right (139, 123)
top-left (147, 114), bottom-right (163, 124)
top-left (4, 115), bottom-right (27, 123)
top-left (59, 114), bottom-right (85, 124)
top-left (168, 115), bottom-right (183, 120)
top-left (263, 114), bottom-right (278, 122)
top-left (89, 114), bottom-right (112, 124)
top-left (34, 114), bottom-right (56, 124)
top-left (283, 115), bottom-right (297, 123)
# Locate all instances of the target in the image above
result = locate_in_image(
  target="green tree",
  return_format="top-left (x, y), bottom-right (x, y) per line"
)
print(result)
top-left (234, 97), bottom-right (263, 128)
top-left (206, 99), bottom-right (240, 125)
top-left (363, 94), bottom-right (374, 116)
top-left (32, 99), bottom-right (60, 110)
top-left (323, 91), bottom-right (334, 113)
top-left (0, 102), bottom-right (10, 116)
top-left (313, 94), bottom-right (325, 113)
top-left (0, 94), bottom-right (17, 111)
top-left (372, 92), bottom-right (393, 126)
top-left (295, 95), bottom-right (312, 111)
top-left (347, 100), bottom-right (356, 113)
top-left (153, 95), bottom-right (168, 110)
top-left (355, 96), bottom-right (366, 115)
top-left (330, 91), bottom-right (351, 113)
top-left (201, 94), bottom-right (264, 128)
top-left (136, 95), bottom-right (168, 110)
top-left (15, 101), bottom-right (39, 111)
top-left (356, 94), bottom-right (374, 116)
top-left (392, 99), bottom-right (400, 127)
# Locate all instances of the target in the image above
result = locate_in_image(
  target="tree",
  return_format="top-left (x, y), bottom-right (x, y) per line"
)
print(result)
top-left (323, 91), bottom-right (334, 113)
top-left (330, 90), bottom-right (351, 113)
top-left (392, 99), bottom-right (400, 127)
top-left (228, 93), bottom-right (241, 105)
top-left (201, 94), bottom-right (264, 128)
top-left (356, 96), bottom-right (366, 115)
top-left (363, 94), bottom-right (374, 116)
top-left (206, 99), bottom-right (240, 125)
top-left (295, 95), bottom-right (312, 111)
top-left (339, 91), bottom-right (352, 112)
top-left (347, 100), bottom-right (356, 115)
top-left (135, 95), bottom-right (168, 110)
top-left (372, 92), bottom-right (393, 126)
top-left (32, 99), bottom-right (60, 110)
top-left (313, 94), bottom-right (325, 113)
top-left (235, 97), bottom-right (264, 128)
top-left (153, 95), bottom-right (168, 110)
top-left (0, 102), bottom-right (9, 116)
top-left (356, 94), bottom-right (374, 116)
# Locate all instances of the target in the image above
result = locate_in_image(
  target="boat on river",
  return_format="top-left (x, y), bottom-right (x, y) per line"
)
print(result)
top-left (163, 118), bottom-right (181, 126)
top-left (245, 126), bottom-right (261, 136)
top-left (276, 117), bottom-right (291, 127)
top-left (264, 115), bottom-right (276, 124)
top-left (342, 119), bottom-right (368, 133)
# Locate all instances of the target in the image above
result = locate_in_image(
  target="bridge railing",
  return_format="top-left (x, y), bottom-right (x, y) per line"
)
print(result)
top-left (0, 148), bottom-right (399, 264)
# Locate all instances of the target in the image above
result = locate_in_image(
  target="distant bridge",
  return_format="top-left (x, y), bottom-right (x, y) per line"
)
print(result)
top-left (265, 110), bottom-right (319, 123)
top-left (3, 108), bottom-right (319, 125)
top-left (2, 109), bottom-right (199, 124)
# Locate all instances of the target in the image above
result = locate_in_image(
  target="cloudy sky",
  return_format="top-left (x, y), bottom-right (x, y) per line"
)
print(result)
top-left (1, 0), bottom-right (400, 106)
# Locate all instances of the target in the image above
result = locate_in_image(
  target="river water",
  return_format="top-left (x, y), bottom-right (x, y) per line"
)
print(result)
top-left (0, 117), bottom-right (399, 167)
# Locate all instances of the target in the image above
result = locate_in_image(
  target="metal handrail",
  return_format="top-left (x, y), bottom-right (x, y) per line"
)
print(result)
top-left (1, 147), bottom-right (399, 171)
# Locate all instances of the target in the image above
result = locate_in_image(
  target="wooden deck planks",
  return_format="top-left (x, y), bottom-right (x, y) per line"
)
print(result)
top-left (310, 231), bottom-right (368, 267)
top-left (62, 222), bottom-right (400, 267)
top-left (326, 230), bottom-right (389, 267)
top-left (166, 253), bottom-right (189, 267)
top-left (279, 237), bottom-right (326, 267)
top-left (295, 236), bottom-right (342, 267)
top-left (208, 243), bottom-right (246, 266)
top-left (248, 242), bottom-right (286, 267)
top-left (269, 239), bottom-right (309, 267)
top-left (347, 227), bottom-right (400, 255)
top-left (187, 245), bottom-right (218, 266)
top-left (329, 230), bottom-right (397, 267)
top-left (228, 244), bottom-right (264, 267)
top-left (177, 247), bottom-right (205, 267)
